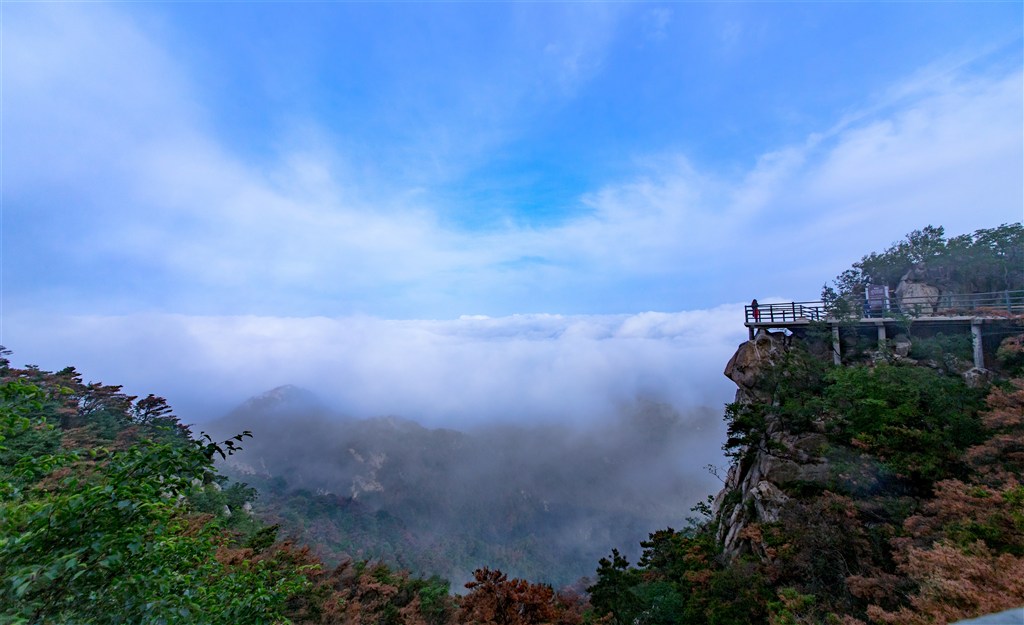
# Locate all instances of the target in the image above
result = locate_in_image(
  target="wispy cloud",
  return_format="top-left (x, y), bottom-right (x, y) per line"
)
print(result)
top-left (4, 3), bottom-right (1021, 322)
top-left (641, 8), bottom-right (672, 43)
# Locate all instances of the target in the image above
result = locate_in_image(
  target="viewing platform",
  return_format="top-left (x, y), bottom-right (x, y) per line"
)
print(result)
top-left (745, 290), bottom-right (1024, 367)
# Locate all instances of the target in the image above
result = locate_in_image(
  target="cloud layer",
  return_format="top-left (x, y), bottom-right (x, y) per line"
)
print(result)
top-left (7, 306), bottom-right (746, 430)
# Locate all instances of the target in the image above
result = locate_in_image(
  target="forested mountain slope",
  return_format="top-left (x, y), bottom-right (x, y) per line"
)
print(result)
top-left (209, 388), bottom-right (718, 587)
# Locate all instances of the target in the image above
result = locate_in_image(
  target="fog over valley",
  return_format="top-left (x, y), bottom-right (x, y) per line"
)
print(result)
top-left (8, 306), bottom-right (745, 429)
top-left (209, 384), bottom-right (726, 586)
top-left (8, 307), bottom-right (744, 584)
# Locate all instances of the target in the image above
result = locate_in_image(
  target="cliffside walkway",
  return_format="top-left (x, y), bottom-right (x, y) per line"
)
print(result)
top-left (745, 290), bottom-right (1024, 367)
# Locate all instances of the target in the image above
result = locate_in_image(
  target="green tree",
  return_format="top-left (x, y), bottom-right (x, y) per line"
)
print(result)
top-left (588, 550), bottom-right (643, 625)
top-left (0, 379), bottom-right (308, 624)
top-left (827, 223), bottom-right (1024, 297)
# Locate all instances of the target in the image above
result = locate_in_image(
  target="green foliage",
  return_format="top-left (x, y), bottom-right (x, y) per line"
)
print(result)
top-left (0, 380), bottom-right (61, 489)
top-left (188, 477), bottom-right (263, 536)
top-left (246, 524), bottom-right (282, 554)
top-left (723, 345), bottom-right (828, 459)
top-left (909, 332), bottom-right (972, 360)
top-left (823, 364), bottom-right (985, 483)
top-left (820, 283), bottom-right (857, 321)
top-left (856, 225), bottom-right (949, 291)
top-left (704, 562), bottom-right (770, 625)
top-left (588, 549), bottom-right (642, 625)
top-left (827, 223), bottom-right (1024, 297)
top-left (943, 223), bottom-right (1024, 293)
top-left (587, 527), bottom-right (771, 625)
top-left (722, 401), bottom-right (767, 459)
top-left (766, 588), bottom-right (819, 625)
top-left (995, 334), bottom-right (1024, 374)
top-left (0, 376), bottom-right (309, 625)
top-left (630, 581), bottom-right (684, 625)
top-left (416, 575), bottom-right (453, 625)
top-left (725, 355), bottom-right (990, 488)
top-left (908, 332), bottom-right (973, 373)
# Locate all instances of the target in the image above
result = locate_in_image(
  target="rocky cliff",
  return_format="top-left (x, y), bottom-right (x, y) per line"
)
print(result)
top-left (711, 320), bottom-right (1021, 562)
top-left (713, 330), bottom-right (833, 560)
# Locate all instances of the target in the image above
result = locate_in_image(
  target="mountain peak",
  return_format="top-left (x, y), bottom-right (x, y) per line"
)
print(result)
top-left (232, 384), bottom-right (322, 415)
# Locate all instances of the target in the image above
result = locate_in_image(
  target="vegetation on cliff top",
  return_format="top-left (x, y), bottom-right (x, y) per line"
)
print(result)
top-left (827, 222), bottom-right (1022, 299)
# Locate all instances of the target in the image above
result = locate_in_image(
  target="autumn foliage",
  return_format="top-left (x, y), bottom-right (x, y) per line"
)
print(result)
top-left (848, 380), bottom-right (1024, 624)
top-left (459, 568), bottom-right (584, 625)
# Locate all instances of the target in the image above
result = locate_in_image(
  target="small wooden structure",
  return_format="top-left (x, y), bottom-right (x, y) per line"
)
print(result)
top-left (745, 291), bottom-right (1024, 366)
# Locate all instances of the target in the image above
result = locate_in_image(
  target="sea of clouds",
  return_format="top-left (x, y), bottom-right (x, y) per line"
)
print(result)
top-left (6, 304), bottom-right (747, 429)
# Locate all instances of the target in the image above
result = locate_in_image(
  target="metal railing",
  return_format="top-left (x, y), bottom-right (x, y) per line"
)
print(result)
top-left (746, 301), bottom-right (827, 324)
top-left (745, 290), bottom-right (1024, 325)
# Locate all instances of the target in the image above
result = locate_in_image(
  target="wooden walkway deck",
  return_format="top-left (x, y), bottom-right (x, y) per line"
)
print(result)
top-left (745, 290), bottom-right (1024, 366)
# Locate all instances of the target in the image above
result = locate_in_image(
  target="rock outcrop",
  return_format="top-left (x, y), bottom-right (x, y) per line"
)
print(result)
top-left (715, 331), bottom-right (833, 560)
top-left (723, 330), bottom-right (790, 398)
top-left (896, 282), bottom-right (941, 314)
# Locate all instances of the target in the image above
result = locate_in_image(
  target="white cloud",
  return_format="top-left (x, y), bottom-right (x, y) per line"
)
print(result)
top-left (4, 4), bottom-right (1021, 320)
top-left (549, 66), bottom-right (1023, 298)
top-left (6, 307), bottom-right (747, 429)
top-left (3, 4), bottom-right (198, 190)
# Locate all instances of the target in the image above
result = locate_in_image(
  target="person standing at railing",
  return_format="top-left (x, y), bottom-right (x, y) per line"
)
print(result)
top-left (751, 299), bottom-right (760, 322)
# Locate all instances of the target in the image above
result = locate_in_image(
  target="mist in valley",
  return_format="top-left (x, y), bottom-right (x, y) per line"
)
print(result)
top-left (13, 309), bottom-right (745, 585)
top-left (210, 385), bottom-right (727, 587)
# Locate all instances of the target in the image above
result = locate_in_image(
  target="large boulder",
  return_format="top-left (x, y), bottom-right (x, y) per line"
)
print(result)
top-left (962, 367), bottom-right (993, 388)
top-left (895, 268), bottom-right (941, 315)
top-left (724, 331), bottom-right (789, 393)
top-left (893, 333), bottom-right (913, 357)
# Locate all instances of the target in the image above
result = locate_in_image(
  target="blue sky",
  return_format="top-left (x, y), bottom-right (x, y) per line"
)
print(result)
top-left (3, 2), bottom-right (1023, 424)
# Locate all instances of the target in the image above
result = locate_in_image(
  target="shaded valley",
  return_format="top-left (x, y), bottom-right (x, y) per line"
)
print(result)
top-left (209, 386), bottom-right (723, 586)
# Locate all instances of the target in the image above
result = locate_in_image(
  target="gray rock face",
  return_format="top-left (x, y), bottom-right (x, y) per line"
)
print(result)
top-left (723, 331), bottom-right (790, 397)
top-left (715, 335), bottom-right (835, 559)
top-left (751, 481), bottom-right (788, 523)
top-left (895, 269), bottom-right (941, 315)
top-left (713, 431), bottom-right (834, 558)
top-left (963, 367), bottom-right (994, 388)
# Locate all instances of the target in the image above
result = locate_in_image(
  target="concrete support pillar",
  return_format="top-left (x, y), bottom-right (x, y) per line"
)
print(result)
top-left (831, 324), bottom-right (841, 366)
top-left (972, 322), bottom-right (984, 369)
top-left (876, 323), bottom-right (886, 349)
top-left (748, 326), bottom-right (755, 341)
